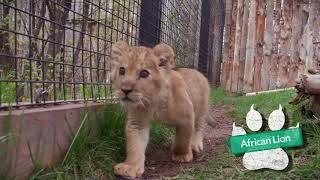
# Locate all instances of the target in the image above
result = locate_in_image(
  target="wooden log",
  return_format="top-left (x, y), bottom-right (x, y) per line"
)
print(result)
top-left (300, 74), bottom-right (320, 95)
top-left (310, 95), bottom-right (320, 115)
top-left (290, 73), bottom-right (320, 115)
top-left (308, 69), bottom-right (320, 74)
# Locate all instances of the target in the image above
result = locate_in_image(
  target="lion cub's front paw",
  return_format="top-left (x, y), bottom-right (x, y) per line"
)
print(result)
top-left (114, 162), bottom-right (144, 178)
top-left (172, 150), bottom-right (193, 162)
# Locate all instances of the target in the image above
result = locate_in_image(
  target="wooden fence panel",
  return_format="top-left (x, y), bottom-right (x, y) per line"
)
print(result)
top-left (221, 0), bottom-right (233, 89)
top-left (253, 0), bottom-right (266, 91)
top-left (261, 0), bottom-right (274, 91)
top-left (310, 0), bottom-right (320, 70)
top-left (225, 0), bottom-right (238, 91)
top-left (288, 0), bottom-right (305, 87)
top-left (306, 0), bottom-right (316, 69)
top-left (269, 0), bottom-right (281, 90)
top-left (230, 0), bottom-right (244, 92)
top-left (217, 0), bottom-right (319, 93)
top-left (238, 0), bottom-right (250, 92)
top-left (278, 1), bottom-right (293, 88)
top-left (243, 0), bottom-right (257, 92)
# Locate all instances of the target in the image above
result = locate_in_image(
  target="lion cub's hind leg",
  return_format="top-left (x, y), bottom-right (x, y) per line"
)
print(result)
top-left (172, 121), bottom-right (194, 162)
top-left (191, 114), bottom-right (207, 153)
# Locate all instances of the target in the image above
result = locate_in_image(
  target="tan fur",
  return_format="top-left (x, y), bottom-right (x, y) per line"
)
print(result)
top-left (111, 41), bottom-right (210, 178)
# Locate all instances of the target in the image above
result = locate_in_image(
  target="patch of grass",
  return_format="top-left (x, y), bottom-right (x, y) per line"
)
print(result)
top-left (31, 103), bottom-right (173, 179)
top-left (210, 87), bottom-right (228, 106)
top-left (212, 87), bottom-right (302, 127)
top-left (0, 107), bottom-right (19, 179)
top-left (150, 123), bottom-right (174, 145)
top-left (180, 88), bottom-right (320, 179)
top-left (32, 103), bottom-right (127, 179)
top-left (0, 82), bottom-right (15, 104)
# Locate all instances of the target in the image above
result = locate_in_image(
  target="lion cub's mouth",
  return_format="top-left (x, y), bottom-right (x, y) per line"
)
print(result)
top-left (121, 96), bottom-right (134, 102)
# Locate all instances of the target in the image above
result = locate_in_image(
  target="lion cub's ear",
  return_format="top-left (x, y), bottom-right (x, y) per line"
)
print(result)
top-left (111, 41), bottom-right (129, 66)
top-left (153, 43), bottom-right (175, 69)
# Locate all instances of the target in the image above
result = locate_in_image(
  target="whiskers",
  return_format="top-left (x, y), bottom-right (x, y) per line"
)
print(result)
top-left (138, 99), bottom-right (146, 109)
top-left (120, 99), bottom-right (128, 106)
top-left (142, 96), bottom-right (152, 107)
top-left (135, 96), bottom-right (150, 109)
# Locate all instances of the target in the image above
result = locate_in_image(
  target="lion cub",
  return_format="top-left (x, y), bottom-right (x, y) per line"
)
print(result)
top-left (111, 41), bottom-right (210, 178)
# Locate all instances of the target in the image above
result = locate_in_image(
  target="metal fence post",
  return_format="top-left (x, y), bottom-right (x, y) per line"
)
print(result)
top-left (138, 0), bottom-right (162, 47)
top-left (198, 0), bottom-right (211, 76)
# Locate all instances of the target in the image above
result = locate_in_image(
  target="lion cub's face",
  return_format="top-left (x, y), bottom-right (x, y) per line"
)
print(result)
top-left (111, 41), bottom-right (174, 107)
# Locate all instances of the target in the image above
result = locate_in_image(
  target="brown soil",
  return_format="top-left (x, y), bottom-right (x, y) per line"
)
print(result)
top-left (117, 105), bottom-right (233, 180)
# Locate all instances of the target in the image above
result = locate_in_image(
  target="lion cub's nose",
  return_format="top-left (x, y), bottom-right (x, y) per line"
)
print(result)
top-left (121, 88), bottom-right (133, 95)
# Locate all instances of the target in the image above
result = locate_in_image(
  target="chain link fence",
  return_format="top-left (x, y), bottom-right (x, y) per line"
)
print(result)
top-left (0, 0), bottom-right (210, 109)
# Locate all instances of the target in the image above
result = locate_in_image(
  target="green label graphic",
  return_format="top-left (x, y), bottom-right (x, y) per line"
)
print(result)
top-left (229, 128), bottom-right (303, 156)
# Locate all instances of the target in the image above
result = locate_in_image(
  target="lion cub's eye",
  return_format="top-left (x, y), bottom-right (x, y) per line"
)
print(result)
top-left (119, 67), bottom-right (125, 75)
top-left (139, 69), bottom-right (149, 78)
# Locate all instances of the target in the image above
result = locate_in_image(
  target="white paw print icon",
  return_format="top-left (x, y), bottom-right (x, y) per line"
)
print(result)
top-left (232, 104), bottom-right (289, 170)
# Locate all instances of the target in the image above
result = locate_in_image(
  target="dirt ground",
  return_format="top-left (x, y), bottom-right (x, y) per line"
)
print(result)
top-left (117, 105), bottom-right (233, 180)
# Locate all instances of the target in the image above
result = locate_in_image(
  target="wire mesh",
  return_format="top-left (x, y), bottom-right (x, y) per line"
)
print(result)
top-left (160, 0), bottom-right (203, 68)
top-left (0, 0), bottom-right (209, 109)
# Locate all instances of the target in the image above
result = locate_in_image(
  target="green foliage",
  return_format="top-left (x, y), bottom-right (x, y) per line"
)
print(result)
top-left (0, 107), bottom-right (18, 179)
top-left (0, 73), bottom-right (16, 104)
top-left (210, 87), bottom-right (228, 106)
top-left (0, 82), bottom-right (15, 104)
top-left (79, 84), bottom-right (111, 101)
